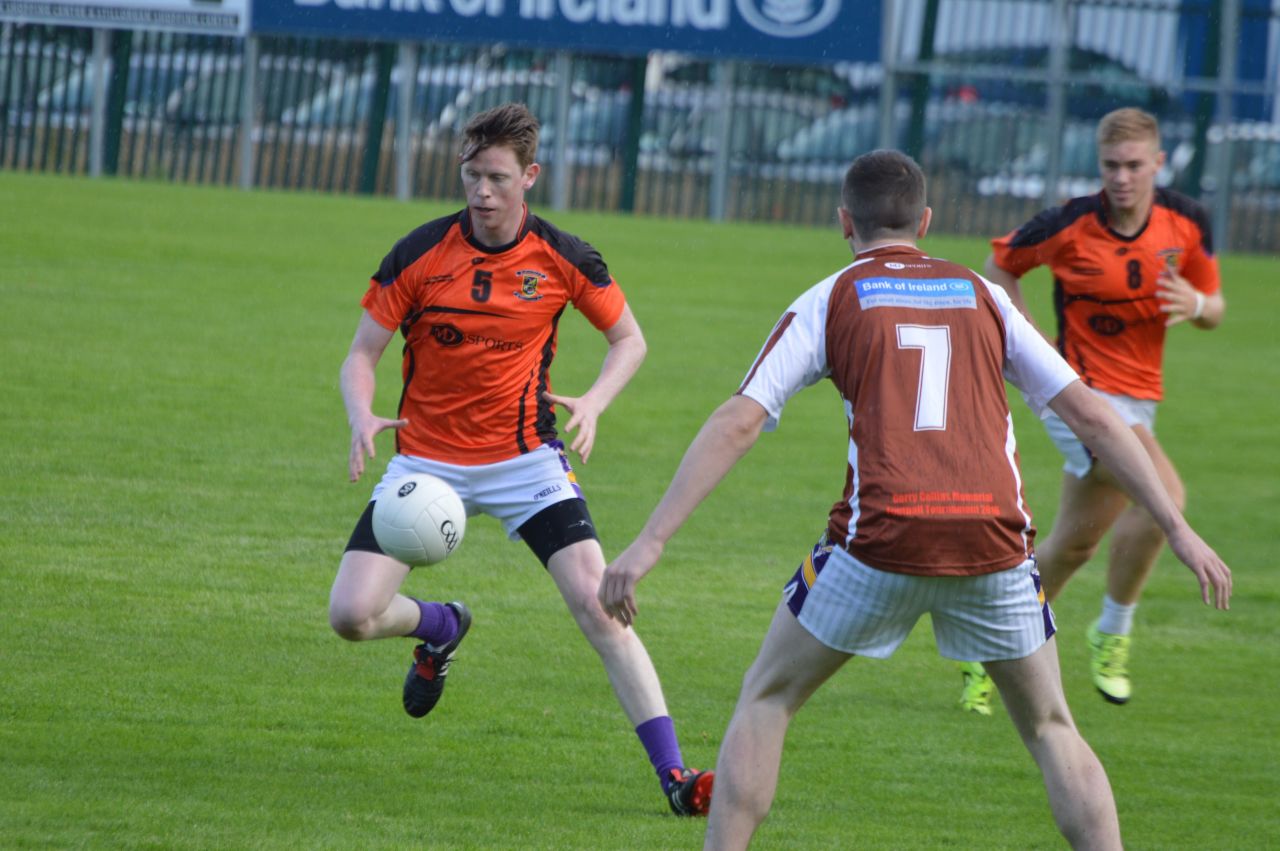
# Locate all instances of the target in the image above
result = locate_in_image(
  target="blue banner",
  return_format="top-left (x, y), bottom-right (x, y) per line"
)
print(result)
top-left (250, 0), bottom-right (879, 66)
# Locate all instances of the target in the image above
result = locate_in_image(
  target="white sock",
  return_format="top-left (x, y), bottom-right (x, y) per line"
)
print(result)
top-left (1097, 595), bottom-right (1136, 636)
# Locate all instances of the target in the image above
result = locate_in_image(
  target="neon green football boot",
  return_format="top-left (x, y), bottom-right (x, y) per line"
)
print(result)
top-left (1087, 621), bottom-right (1132, 704)
top-left (958, 661), bottom-right (994, 716)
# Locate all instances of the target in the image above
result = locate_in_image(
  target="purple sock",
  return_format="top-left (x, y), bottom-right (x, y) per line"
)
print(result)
top-left (406, 599), bottom-right (457, 646)
top-left (636, 715), bottom-right (685, 793)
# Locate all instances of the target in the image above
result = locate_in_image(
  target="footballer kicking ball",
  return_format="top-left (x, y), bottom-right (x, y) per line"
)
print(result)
top-left (372, 474), bottom-right (466, 566)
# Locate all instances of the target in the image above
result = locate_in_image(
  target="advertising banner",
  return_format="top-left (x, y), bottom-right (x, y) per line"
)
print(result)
top-left (0, 0), bottom-right (247, 34)
top-left (250, 0), bottom-right (879, 66)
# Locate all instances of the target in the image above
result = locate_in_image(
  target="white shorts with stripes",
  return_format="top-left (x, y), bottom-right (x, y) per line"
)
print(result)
top-left (371, 442), bottom-right (582, 540)
top-left (785, 544), bottom-right (1055, 662)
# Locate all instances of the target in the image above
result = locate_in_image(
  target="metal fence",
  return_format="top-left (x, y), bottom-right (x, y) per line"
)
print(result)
top-left (3, 0), bottom-right (1278, 253)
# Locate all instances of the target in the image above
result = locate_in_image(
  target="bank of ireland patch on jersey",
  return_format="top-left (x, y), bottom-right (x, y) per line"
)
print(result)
top-left (856, 277), bottom-right (977, 311)
top-left (514, 269), bottom-right (547, 301)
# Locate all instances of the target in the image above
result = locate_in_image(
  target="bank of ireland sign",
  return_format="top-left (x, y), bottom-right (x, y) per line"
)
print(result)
top-left (251, 0), bottom-right (877, 65)
top-left (735, 0), bottom-right (841, 39)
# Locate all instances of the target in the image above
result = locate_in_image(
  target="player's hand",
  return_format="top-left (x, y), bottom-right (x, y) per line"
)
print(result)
top-left (543, 391), bottom-right (604, 463)
top-left (1155, 267), bottom-right (1201, 327)
top-left (348, 412), bottom-right (409, 482)
top-left (1166, 526), bottom-right (1233, 610)
top-left (599, 536), bottom-right (664, 627)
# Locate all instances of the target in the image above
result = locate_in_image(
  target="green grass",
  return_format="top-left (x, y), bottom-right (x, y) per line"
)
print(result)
top-left (2, 171), bottom-right (1277, 849)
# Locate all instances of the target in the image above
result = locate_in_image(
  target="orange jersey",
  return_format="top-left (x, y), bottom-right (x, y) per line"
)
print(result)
top-left (991, 189), bottom-right (1220, 400)
top-left (361, 207), bottom-right (626, 465)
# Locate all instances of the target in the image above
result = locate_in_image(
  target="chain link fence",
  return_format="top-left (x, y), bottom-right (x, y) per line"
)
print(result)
top-left (3, 1), bottom-right (1277, 252)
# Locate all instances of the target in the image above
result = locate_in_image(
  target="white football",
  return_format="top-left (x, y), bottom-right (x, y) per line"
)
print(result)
top-left (372, 474), bottom-right (466, 566)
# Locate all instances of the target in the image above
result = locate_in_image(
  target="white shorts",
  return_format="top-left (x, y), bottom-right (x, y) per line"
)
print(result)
top-left (1040, 389), bottom-right (1157, 478)
top-left (372, 442), bottom-right (582, 539)
top-left (785, 542), bottom-right (1055, 662)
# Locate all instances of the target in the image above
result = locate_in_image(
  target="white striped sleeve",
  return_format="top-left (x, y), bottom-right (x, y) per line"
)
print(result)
top-left (736, 274), bottom-right (838, 431)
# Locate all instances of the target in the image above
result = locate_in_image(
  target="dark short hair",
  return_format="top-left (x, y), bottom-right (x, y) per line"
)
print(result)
top-left (841, 150), bottom-right (927, 241)
top-left (459, 102), bottom-right (540, 169)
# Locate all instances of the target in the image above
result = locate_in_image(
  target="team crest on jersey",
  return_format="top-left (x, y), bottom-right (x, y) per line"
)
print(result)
top-left (514, 270), bottom-right (547, 301)
top-left (1157, 248), bottom-right (1183, 271)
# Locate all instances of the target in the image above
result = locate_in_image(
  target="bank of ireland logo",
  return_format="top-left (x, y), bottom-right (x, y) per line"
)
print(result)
top-left (735, 0), bottom-right (841, 38)
top-left (514, 269), bottom-right (546, 302)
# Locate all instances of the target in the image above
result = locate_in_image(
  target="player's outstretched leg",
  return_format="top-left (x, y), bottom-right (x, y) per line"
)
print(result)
top-left (1086, 428), bottom-right (1184, 704)
top-left (403, 601), bottom-right (472, 718)
top-left (985, 639), bottom-right (1122, 850)
top-left (706, 604), bottom-right (849, 850)
top-left (546, 539), bottom-right (712, 814)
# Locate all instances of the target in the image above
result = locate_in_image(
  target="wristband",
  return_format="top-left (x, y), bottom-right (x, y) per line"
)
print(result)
top-left (1192, 291), bottom-right (1206, 320)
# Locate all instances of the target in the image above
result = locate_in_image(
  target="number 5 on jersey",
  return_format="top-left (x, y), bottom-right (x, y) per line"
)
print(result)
top-left (472, 269), bottom-right (492, 302)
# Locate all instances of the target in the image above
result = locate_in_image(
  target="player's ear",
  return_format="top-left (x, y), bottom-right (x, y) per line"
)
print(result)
top-left (523, 162), bottom-right (540, 190)
top-left (917, 207), bottom-right (933, 239)
top-left (838, 206), bottom-right (855, 240)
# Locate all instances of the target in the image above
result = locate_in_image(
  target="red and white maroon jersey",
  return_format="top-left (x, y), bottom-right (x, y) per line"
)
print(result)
top-left (738, 244), bottom-right (1079, 577)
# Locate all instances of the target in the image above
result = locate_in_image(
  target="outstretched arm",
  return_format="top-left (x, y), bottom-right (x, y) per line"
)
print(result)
top-left (340, 311), bottom-right (406, 482)
top-left (1049, 381), bottom-right (1232, 608)
top-left (544, 303), bottom-right (646, 463)
top-left (598, 395), bottom-right (769, 625)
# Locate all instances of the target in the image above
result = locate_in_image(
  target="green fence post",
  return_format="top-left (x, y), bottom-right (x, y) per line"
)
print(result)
top-left (1181, 5), bottom-right (1221, 198)
top-left (904, 0), bottom-right (940, 160)
top-left (103, 29), bottom-right (132, 176)
top-left (360, 43), bottom-right (396, 195)
top-left (618, 56), bottom-right (646, 214)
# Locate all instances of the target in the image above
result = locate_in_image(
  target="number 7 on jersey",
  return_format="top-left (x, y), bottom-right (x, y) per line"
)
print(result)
top-left (896, 324), bottom-right (952, 431)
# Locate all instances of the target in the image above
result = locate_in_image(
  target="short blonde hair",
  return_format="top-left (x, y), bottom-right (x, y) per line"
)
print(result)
top-left (1097, 107), bottom-right (1161, 149)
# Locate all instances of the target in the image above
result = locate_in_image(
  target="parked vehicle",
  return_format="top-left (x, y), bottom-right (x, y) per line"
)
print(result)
top-left (165, 53), bottom-right (344, 129)
top-left (424, 70), bottom-right (630, 165)
top-left (280, 63), bottom-right (478, 129)
top-left (636, 85), bottom-right (831, 175)
top-left (1201, 121), bottom-right (1280, 211)
top-left (36, 52), bottom-right (207, 121)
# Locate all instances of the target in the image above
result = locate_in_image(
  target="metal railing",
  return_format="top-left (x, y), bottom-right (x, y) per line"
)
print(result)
top-left (3, 1), bottom-right (1277, 253)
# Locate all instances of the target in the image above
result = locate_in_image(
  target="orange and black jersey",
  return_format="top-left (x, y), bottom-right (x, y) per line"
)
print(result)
top-left (991, 189), bottom-right (1220, 400)
top-left (362, 206), bottom-right (626, 465)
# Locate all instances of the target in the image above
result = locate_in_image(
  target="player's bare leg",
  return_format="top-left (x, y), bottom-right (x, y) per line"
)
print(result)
top-left (1102, 427), bottom-right (1186, 605)
top-left (964, 447), bottom-right (1122, 712)
top-left (550, 538), bottom-right (712, 814)
top-left (705, 603), bottom-right (849, 851)
top-left (547, 539), bottom-right (669, 723)
top-left (328, 549), bottom-right (418, 640)
top-left (1035, 471), bottom-right (1128, 604)
top-left (985, 640), bottom-right (1122, 850)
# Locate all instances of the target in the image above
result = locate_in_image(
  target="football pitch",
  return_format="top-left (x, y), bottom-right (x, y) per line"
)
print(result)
top-left (2, 170), bottom-right (1277, 849)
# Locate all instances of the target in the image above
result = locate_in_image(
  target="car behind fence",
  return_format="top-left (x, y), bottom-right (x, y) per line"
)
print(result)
top-left (2, 6), bottom-right (1278, 253)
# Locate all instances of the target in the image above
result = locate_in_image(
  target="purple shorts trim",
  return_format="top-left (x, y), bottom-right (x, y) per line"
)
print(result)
top-left (783, 532), bottom-right (836, 619)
